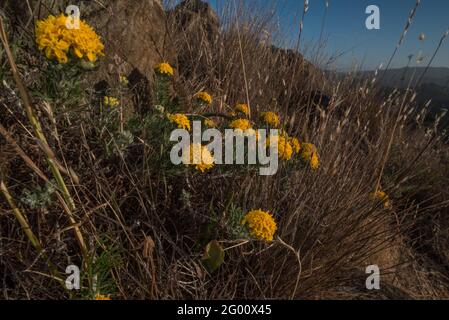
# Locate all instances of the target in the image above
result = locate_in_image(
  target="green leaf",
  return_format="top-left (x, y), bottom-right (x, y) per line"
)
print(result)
top-left (201, 240), bottom-right (225, 273)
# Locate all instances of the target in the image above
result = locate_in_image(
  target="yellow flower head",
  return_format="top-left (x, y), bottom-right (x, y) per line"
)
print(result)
top-left (195, 92), bottom-right (213, 105)
top-left (260, 111), bottom-right (280, 128)
top-left (370, 190), bottom-right (391, 209)
top-left (241, 209), bottom-right (277, 242)
top-left (119, 75), bottom-right (129, 86)
top-left (290, 137), bottom-right (301, 153)
top-left (168, 113), bottom-right (191, 130)
top-left (204, 118), bottom-right (217, 128)
top-left (35, 14), bottom-right (104, 64)
top-left (95, 293), bottom-right (111, 300)
top-left (267, 134), bottom-right (293, 161)
top-left (155, 62), bottom-right (174, 77)
top-left (301, 143), bottom-right (320, 170)
top-left (103, 96), bottom-right (119, 107)
top-left (235, 103), bottom-right (250, 116)
top-left (229, 119), bottom-right (252, 131)
top-left (182, 144), bottom-right (215, 173)
top-left (301, 143), bottom-right (315, 159)
top-left (310, 152), bottom-right (320, 170)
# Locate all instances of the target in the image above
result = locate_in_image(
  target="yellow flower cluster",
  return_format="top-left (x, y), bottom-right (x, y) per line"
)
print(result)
top-left (155, 62), bottom-right (174, 77)
top-left (229, 119), bottom-right (259, 139)
top-left (152, 67), bottom-right (318, 174)
top-left (241, 209), bottom-right (277, 242)
top-left (310, 153), bottom-right (319, 170)
top-left (103, 96), bottom-right (119, 107)
top-left (267, 134), bottom-right (293, 161)
top-left (35, 14), bottom-right (104, 64)
top-left (370, 190), bottom-right (391, 209)
top-left (183, 143), bottom-right (215, 173)
top-left (119, 75), bottom-right (129, 86)
top-left (168, 113), bottom-right (191, 130)
top-left (235, 103), bottom-right (250, 116)
top-left (95, 293), bottom-right (111, 300)
top-left (260, 111), bottom-right (280, 128)
top-left (290, 137), bottom-right (301, 154)
top-left (195, 92), bottom-right (213, 105)
top-left (301, 143), bottom-right (320, 170)
top-left (204, 118), bottom-right (217, 128)
top-left (229, 119), bottom-right (252, 131)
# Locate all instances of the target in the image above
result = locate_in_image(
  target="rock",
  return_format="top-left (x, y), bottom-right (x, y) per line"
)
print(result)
top-left (1, 0), bottom-right (171, 87)
top-left (168, 0), bottom-right (220, 78)
top-left (270, 46), bottom-right (324, 82)
top-left (83, 0), bottom-right (171, 86)
top-left (170, 0), bottom-right (219, 43)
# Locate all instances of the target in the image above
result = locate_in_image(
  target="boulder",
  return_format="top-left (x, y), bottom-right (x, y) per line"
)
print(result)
top-left (83, 0), bottom-right (170, 85)
top-left (170, 0), bottom-right (219, 42)
top-left (1, 0), bottom-right (171, 86)
top-left (168, 0), bottom-right (220, 78)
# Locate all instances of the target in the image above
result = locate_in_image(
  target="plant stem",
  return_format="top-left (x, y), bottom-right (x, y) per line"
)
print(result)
top-left (0, 18), bottom-right (88, 260)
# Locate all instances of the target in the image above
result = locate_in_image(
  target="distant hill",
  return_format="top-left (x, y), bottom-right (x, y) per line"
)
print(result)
top-left (349, 67), bottom-right (449, 125)
top-left (359, 67), bottom-right (449, 89)
top-left (326, 66), bottom-right (449, 127)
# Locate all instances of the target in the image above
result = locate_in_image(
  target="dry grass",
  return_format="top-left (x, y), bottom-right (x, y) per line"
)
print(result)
top-left (0, 0), bottom-right (448, 299)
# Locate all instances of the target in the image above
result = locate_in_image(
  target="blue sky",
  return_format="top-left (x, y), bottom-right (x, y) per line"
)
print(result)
top-left (207, 0), bottom-right (449, 70)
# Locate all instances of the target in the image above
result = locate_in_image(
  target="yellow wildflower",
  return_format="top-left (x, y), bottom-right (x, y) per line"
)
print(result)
top-left (182, 143), bottom-right (215, 173)
top-left (290, 137), bottom-right (301, 153)
top-left (370, 190), bottom-right (391, 209)
top-left (301, 143), bottom-right (315, 159)
top-left (119, 75), bottom-right (129, 86)
top-left (301, 143), bottom-right (320, 170)
top-left (155, 62), bottom-right (174, 76)
top-left (260, 111), bottom-right (280, 128)
top-left (310, 152), bottom-right (320, 170)
top-left (95, 293), bottom-right (111, 300)
top-left (195, 92), bottom-right (213, 105)
top-left (168, 113), bottom-right (191, 130)
top-left (204, 118), bottom-right (217, 128)
top-left (35, 14), bottom-right (104, 64)
top-left (241, 209), bottom-right (277, 242)
top-left (229, 119), bottom-right (252, 131)
top-left (103, 96), bottom-right (119, 107)
top-left (267, 134), bottom-right (293, 161)
top-left (235, 103), bottom-right (250, 116)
